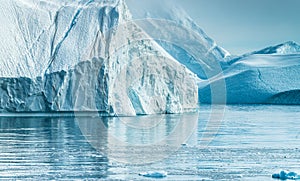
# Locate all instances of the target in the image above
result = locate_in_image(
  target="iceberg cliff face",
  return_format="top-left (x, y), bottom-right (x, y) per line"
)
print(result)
top-left (199, 42), bottom-right (300, 104)
top-left (0, 0), bottom-right (131, 78)
top-left (0, 0), bottom-right (198, 115)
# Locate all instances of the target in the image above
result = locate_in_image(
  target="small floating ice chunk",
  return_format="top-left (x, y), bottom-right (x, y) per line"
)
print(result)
top-left (139, 171), bottom-right (168, 178)
top-left (272, 170), bottom-right (300, 180)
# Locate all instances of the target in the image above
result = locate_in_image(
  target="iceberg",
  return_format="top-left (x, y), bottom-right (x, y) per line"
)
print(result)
top-left (236, 41), bottom-right (300, 58)
top-left (272, 170), bottom-right (300, 180)
top-left (199, 41), bottom-right (300, 104)
top-left (2, 0), bottom-right (299, 113)
top-left (139, 171), bottom-right (168, 178)
top-left (0, 0), bottom-right (199, 115)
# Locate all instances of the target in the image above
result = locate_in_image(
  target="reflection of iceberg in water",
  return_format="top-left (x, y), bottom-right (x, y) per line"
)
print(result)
top-left (76, 113), bottom-right (198, 164)
top-left (0, 117), bottom-right (109, 179)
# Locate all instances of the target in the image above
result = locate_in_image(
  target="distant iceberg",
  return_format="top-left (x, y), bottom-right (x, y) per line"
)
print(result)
top-left (272, 170), bottom-right (300, 180)
top-left (139, 171), bottom-right (168, 178)
top-left (199, 41), bottom-right (300, 105)
top-left (245, 41), bottom-right (300, 56)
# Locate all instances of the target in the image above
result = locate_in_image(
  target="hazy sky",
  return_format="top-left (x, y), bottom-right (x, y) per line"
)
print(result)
top-left (127, 0), bottom-right (300, 55)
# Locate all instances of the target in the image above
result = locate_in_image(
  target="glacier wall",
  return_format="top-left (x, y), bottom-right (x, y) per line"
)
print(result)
top-left (0, 57), bottom-right (198, 115)
top-left (0, 0), bottom-right (198, 115)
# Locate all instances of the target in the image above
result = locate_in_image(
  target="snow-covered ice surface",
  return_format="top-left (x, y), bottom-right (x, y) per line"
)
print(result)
top-left (199, 42), bottom-right (300, 104)
top-left (0, 0), bottom-right (199, 115)
top-left (0, 104), bottom-right (300, 180)
top-left (231, 41), bottom-right (300, 59)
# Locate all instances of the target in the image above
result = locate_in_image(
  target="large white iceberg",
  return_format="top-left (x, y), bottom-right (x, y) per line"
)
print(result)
top-left (0, 0), bottom-right (199, 115)
top-left (2, 0), bottom-right (300, 113)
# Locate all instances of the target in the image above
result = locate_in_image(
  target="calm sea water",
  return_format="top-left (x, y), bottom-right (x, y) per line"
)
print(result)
top-left (0, 105), bottom-right (300, 180)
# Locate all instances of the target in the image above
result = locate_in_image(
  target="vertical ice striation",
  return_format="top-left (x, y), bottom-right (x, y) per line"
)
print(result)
top-left (0, 0), bottom-right (198, 115)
